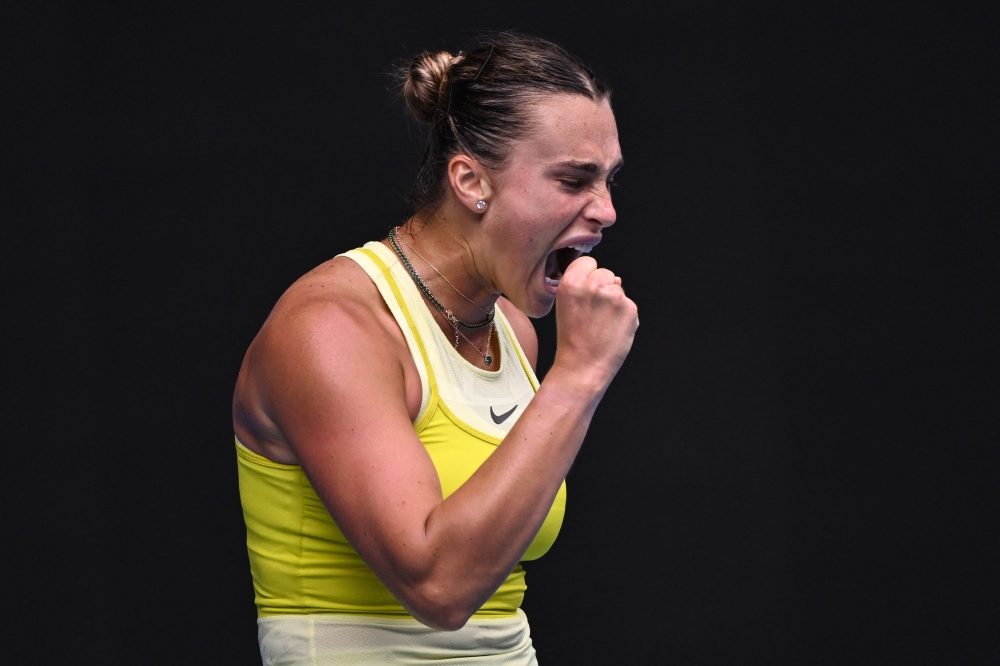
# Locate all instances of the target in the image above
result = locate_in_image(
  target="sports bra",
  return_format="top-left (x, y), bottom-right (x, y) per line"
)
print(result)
top-left (236, 241), bottom-right (566, 618)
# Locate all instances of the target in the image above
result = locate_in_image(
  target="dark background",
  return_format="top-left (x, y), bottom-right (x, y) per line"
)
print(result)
top-left (5, 2), bottom-right (997, 664)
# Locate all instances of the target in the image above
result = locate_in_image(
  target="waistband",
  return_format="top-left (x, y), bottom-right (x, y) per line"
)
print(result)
top-left (257, 609), bottom-right (537, 665)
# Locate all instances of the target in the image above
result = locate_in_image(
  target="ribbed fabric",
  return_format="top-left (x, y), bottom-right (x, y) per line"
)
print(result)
top-left (257, 609), bottom-right (538, 665)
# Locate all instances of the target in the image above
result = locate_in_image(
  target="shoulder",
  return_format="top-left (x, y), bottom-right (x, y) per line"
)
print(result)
top-left (242, 254), bottom-right (412, 419)
top-left (497, 296), bottom-right (538, 370)
top-left (261, 256), bottom-right (385, 346)
top-left (283, 254), bottom-right (379, 311)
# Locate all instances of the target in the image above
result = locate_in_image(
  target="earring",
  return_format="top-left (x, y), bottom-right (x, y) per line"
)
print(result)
top-left (476, 200), bottom-right (487, 211)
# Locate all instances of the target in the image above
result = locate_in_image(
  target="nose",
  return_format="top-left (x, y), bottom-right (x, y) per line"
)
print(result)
top-left (586, 183), bottom-right (617, 229)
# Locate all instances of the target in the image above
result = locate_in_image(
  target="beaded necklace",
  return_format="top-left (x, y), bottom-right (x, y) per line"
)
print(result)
top-left (388, 227), bottom-right (496, 367)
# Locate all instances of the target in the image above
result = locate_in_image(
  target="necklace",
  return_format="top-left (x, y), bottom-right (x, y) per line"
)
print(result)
top-left (458, 320), bottom-right (494, 368)
top-left (388, 228), bottom-right (495, 329)
top-left (396, 231), bottom-right (493, 317)
top-left (388, 227), bottom-right (496, 367)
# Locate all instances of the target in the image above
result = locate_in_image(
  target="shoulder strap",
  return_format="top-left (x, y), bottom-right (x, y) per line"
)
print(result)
top-left (494, 306), bottom-right (540, 392)
top-left (339, 246), bottom-right (439, 432)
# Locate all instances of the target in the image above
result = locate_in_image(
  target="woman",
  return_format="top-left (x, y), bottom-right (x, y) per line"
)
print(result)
top-left (233, 32), bottom-right (638, 664)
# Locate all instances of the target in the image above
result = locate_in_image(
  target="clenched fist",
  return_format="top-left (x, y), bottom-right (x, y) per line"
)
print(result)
top-left (551, 256), bottom-right (638, 391)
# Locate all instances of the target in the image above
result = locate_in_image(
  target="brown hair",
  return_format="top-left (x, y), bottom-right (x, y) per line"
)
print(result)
top-left (399, 31), bottom-right (611, 215)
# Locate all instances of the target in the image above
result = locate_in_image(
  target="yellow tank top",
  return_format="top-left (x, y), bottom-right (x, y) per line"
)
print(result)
top-left (237, 242), bottom-right (567, 618)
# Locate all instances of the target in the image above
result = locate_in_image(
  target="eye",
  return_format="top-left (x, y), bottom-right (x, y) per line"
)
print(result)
top-left (559, 178), bottom-right (584, 190)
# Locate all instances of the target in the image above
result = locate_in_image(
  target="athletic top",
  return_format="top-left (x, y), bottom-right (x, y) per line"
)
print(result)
top-left (237, 241), bottom-right (567, 619)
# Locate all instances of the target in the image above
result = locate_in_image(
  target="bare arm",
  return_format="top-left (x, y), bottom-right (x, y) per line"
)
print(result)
top-left (248, 257), bottom-right (637, 630)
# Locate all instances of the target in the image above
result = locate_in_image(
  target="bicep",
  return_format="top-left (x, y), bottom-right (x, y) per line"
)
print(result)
top-left (258, 303), bottom-right (443, 579)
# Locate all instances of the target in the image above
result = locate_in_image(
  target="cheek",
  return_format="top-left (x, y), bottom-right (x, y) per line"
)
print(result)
top-left (503, 186), bottom-right (575, 234)
top-left (490, 222), bottom-right (546, 283)
top-left (491, 177), bottom-right (576, 268)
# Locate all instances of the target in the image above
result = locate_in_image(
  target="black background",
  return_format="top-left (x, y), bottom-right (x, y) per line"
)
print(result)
top-left (5, 2), bottom-right (997, 664)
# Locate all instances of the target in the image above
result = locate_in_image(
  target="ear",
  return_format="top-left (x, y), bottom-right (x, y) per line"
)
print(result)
top-left (446, 154), bottom-right (494, 214)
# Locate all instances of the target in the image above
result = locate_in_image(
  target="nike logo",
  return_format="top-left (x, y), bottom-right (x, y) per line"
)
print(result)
top-left (490, 404), bottom-right (518, 424)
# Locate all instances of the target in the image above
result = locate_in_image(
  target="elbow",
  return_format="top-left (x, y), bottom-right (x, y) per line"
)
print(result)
top-left (401, 582), bottom-right (478, 631)
top-left (419, 611), bottom-right (472, 633)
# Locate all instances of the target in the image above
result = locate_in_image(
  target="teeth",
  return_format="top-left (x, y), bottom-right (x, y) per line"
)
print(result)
top-left (545, 276), bottom-right (561, 287)
top-left (568, 243), bottom-right (595, 253)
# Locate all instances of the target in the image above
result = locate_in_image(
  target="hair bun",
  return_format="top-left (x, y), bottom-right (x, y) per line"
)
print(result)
top-left (403, 50), bottom-right (459, 122)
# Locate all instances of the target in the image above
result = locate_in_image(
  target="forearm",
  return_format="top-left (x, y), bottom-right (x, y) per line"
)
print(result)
top-left (400, 365), bottom-right (606, 624)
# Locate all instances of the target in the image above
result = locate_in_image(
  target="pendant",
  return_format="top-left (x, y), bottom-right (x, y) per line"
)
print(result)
top-left (485, 354), bottom-right (493, 367)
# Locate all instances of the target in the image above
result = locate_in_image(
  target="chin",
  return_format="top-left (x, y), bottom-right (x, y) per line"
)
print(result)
top-left (503, 274), bottom-right (556, 318)
top-left (520, 291), bottom-right (556, 319)
top-left (535, 297), bottom-right (556, 318)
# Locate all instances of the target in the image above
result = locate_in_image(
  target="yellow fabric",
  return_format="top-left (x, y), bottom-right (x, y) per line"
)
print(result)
top-left (237, 245), bottom-right (566, 619)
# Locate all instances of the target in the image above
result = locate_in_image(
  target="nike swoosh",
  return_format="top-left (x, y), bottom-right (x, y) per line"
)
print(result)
top-left (490, 404), bottom-right (518, 424)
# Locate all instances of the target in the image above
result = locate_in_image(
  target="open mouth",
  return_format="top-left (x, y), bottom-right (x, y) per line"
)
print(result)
top-left (544, 243), bottom-right (596, 287)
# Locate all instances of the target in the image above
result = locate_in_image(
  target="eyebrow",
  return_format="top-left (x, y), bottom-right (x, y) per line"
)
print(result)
top-left (550, 158), bottom-right (625, 174)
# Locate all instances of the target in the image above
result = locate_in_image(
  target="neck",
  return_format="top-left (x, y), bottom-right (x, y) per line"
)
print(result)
top-left (393, 216), bottom-right (499, 327)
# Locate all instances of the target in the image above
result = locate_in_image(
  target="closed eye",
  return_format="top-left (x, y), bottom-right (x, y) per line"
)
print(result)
top-left (558, 178), bottom-right (585, 190)
top-left (608, 166), bottom-right (621, 189)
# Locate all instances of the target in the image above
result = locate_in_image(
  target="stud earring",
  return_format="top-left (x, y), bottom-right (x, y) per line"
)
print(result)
top-left (476, 200), bottom-right (487, 211)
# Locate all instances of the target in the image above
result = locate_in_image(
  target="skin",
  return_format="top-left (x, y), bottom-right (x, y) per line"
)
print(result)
top-left (233, 93), bottom-right (638, 631)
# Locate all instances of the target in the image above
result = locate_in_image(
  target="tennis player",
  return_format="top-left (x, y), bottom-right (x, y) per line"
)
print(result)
top-left (233, 31), bottom-right (638, 664)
